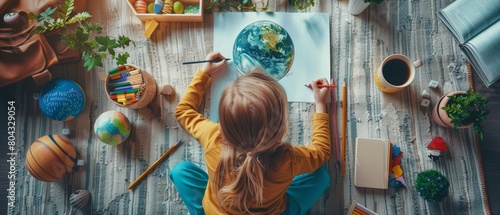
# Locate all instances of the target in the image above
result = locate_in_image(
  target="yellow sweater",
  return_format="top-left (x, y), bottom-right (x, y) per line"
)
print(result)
top-left (175, 70), bottom-right (331, 214)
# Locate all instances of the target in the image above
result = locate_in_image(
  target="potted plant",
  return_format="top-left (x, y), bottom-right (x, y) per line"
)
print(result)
top-left (415, 170), bottom-right (450, 203)
top-left (432, 89), bottom-right (490, 140)
top-left (348, 0), bottom-right (384, 15)
top-left (30, 0), bottom-right (135, 71)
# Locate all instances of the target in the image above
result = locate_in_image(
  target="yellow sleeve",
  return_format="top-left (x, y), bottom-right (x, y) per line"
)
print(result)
top-left (290, 113), bottom-right (331, 175)
top-left (175, 70), bottom-right (219, 149)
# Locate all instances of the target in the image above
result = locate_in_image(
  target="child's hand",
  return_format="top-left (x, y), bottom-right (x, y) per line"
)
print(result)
top-left (310, 78), bottom-right (330, 113)
top-left (201, 52), bottom-right (227, 75)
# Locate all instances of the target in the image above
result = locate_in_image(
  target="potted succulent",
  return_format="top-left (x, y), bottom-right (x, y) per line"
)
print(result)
top-left (348, 0), bottom-right (384, 15)
top-left (415, 170), bottom-right (450, 203)
top-left (432, 89), bottom-right (489, 140)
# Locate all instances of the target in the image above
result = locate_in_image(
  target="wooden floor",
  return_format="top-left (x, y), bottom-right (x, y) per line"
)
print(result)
top-left (474, 73), bottom-right (500, 215)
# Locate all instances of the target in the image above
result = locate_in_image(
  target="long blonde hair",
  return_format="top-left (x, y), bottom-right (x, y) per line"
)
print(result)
top-left (214, 67), bottom-right (290, 213)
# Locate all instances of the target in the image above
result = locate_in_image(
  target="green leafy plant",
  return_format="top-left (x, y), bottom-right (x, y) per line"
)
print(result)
top-left (442, 89), bottom-right (489, 140)
top-left (364, 0), bottom-right (384, 3)
top-left (30, 0), bottom-right (135, 71)
top-left (415, 170), bottom-right (449, 203)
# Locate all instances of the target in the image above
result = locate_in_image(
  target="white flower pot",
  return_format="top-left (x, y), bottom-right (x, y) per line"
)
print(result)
top-left (348, 0), bottom-right (371, 15)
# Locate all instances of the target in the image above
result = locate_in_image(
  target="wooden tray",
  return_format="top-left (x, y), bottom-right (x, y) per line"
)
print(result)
top-left (126, 0), bottom-right (204, 22)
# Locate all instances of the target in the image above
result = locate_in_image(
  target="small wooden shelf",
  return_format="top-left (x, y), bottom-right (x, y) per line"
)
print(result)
top-left (126, 0), bottom-right (204, 22)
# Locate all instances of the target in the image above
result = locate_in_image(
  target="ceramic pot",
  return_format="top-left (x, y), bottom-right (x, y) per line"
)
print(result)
top-left (348, 0), bottom-right (371, 15)
top-left (432, 91), bottom-right (472, 129)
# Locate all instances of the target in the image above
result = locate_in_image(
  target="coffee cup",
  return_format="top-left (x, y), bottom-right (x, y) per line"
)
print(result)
top-left (375, 54), bottom-right (422, 93)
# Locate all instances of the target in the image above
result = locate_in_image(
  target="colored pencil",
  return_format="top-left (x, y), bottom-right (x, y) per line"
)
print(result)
top-left (113, 84), bottom-right (143, 91)
top-left (182, 58), bottom-right (231, 65)
top-left (128, 139), bottom-right (185, 190)
top-left (108, 65), bottom-right (132, 74)
top-left (110, 93), bottom-right (137, 100)
top-left (341, 77), bottom-right (347, 177)
top-left (109, 80), bottom-right (144, 89)
top-left (110, 70), bottom-right (141, 80)
top-left (110, 88), bottom-right (139, 95)
top-left (109, 75), bottom-right (143, 84)
top-left (304, 84), bottom-right (337, 89)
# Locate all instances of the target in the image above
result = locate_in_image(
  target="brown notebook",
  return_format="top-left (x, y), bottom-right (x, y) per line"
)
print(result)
top-left (354, 137), bottom-right (391, 189)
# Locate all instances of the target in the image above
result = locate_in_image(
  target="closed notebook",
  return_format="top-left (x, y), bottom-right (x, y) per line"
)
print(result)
top-left (354, 137), bottom-right (391, 189)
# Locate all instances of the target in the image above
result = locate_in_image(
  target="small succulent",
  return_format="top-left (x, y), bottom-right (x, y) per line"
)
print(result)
top-left (415, 170), bottom-right (449, 203)
top-left (442, 89), bottom-right (489, 140)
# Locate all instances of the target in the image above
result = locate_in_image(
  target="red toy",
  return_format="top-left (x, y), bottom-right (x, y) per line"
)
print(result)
top-left (427, 137), bottom-right (448, 161)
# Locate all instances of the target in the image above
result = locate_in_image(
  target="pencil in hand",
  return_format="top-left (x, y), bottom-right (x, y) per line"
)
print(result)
top-left (304, 84), bottom-right (337, 89)
top-left (182, 58), bottom-right (231, 65)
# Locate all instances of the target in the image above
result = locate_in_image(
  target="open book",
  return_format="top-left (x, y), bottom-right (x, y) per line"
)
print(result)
top-left (354, 137), bottom-right (391, 189)
top-left (437, 0), bottom-right (500, 87)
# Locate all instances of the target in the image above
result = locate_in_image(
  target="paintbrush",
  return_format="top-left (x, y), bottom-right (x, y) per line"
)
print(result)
top-left (182, 58), bottom-right (231, 65)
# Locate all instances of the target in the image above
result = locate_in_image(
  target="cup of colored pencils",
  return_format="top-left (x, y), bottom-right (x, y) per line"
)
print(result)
top-left (105, 64), bottom-right (157, 109)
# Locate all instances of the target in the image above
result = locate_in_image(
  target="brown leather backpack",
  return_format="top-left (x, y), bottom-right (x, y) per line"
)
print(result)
top-left (0, 0), bottom-right (82, 87)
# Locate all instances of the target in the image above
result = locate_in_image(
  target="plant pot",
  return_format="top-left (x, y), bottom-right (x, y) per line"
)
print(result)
top-left (105, 64), bottom-right (157, 109)
top-left (432, 91), bottom-right (472, 129)
top-left (415, 170), bottom-right (449, 203)
top-left (348, 0), bottom-right (371, 15)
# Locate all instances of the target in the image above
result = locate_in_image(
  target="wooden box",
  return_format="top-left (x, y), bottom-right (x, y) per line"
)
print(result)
top-left (126, 0), bottom-right (204, 22)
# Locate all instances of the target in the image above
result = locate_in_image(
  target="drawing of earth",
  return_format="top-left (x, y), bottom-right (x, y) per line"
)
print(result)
top-left (233, 20), bottom-right (294, 80)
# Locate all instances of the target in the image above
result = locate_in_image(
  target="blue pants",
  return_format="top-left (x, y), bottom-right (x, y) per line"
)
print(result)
top-left (169, 161), bottom-right (330, 215)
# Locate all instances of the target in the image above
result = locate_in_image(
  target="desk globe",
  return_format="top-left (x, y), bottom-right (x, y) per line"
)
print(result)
top-left (39, 79), bottom-right (85, 121)
top-left (94, 111), bottom-right (131, 145)
top-left (25, 135), bottom-right (77, 182)
top-left (233, 20), bottom-right (295, 81)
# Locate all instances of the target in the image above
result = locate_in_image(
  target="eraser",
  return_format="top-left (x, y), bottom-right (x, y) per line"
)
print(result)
top-left (421, 90), bottom-right (431, 98)
top-left (62, 128), bottom-right (71, 136)
top-left (144, 19), bottom-right (159, 39)
top-left (420, 98), bottom-right (431, 107)
top-left (428, 80), bottom-right (439, 88)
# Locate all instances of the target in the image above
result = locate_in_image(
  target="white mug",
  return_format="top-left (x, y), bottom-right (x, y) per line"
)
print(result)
top-left (375, 54), bottom-right (423, 93)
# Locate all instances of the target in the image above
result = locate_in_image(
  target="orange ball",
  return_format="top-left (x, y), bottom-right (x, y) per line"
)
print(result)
top-left (134, 0), bottom-right (148, 13)
top-left (25, 135), bottom-right (77, 182)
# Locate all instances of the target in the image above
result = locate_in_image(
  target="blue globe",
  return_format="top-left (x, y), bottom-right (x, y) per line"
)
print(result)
top-left (39, 79), bottom-right (85, 121)
top-left (233, 20), bottom-right (294, 80)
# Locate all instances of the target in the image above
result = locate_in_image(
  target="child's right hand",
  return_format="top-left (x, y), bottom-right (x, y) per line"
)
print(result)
top-left (201, 52), bottom-right (227, 76)
top-left (310, 78), bottom-right (330, 113)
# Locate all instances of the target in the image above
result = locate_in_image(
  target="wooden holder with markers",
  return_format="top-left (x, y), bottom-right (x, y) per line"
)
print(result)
top-left (105, 64), bottom-right (157, 109)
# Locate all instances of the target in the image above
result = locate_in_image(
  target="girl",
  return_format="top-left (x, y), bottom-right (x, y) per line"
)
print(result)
top-left (172, 52), bottom-right (331, 215)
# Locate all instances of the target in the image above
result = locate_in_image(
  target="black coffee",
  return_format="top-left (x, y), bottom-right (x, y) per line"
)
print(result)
top-left (382, 59), bottom-right (410, 86)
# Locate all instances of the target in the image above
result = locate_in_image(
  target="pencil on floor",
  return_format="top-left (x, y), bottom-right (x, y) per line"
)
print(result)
top-left (341, 77), bottom-right (347, 177)
top-left (128, 139), bottom-right (185, 190)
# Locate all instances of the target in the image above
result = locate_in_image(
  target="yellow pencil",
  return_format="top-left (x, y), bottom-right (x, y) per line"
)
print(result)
top-left (341, 77), bottom-right (347, 177)
top-left (128, 139), bottom-right (185, 190)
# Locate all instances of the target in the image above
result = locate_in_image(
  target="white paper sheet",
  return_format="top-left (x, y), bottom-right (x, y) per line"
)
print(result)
top-left (211, 12), bottom-right (331, 121)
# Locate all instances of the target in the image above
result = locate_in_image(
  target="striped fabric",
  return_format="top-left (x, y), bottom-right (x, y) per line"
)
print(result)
top-left (10, 0), bottom-right (489, 214)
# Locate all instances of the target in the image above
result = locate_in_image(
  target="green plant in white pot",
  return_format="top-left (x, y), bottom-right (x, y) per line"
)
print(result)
top-left (432, 89), bottom-right (489, 140)
top-left (348, 0), bottom-right (384, 15)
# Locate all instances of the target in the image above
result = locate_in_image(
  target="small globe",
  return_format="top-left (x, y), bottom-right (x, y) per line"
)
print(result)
top-left (233, 20), bottom-right (294, 80)
top-left (94, 111), bottom-right (131, 145)
top-left (39, 79), bottom-right (85, 121)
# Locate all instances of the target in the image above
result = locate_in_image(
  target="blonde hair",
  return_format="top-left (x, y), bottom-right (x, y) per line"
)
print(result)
top-left (214, 67), bottom-right (290, 213)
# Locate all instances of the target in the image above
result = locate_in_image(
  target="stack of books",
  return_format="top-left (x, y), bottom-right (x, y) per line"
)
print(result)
top-left (437, 0), bottom-right (500, 87)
